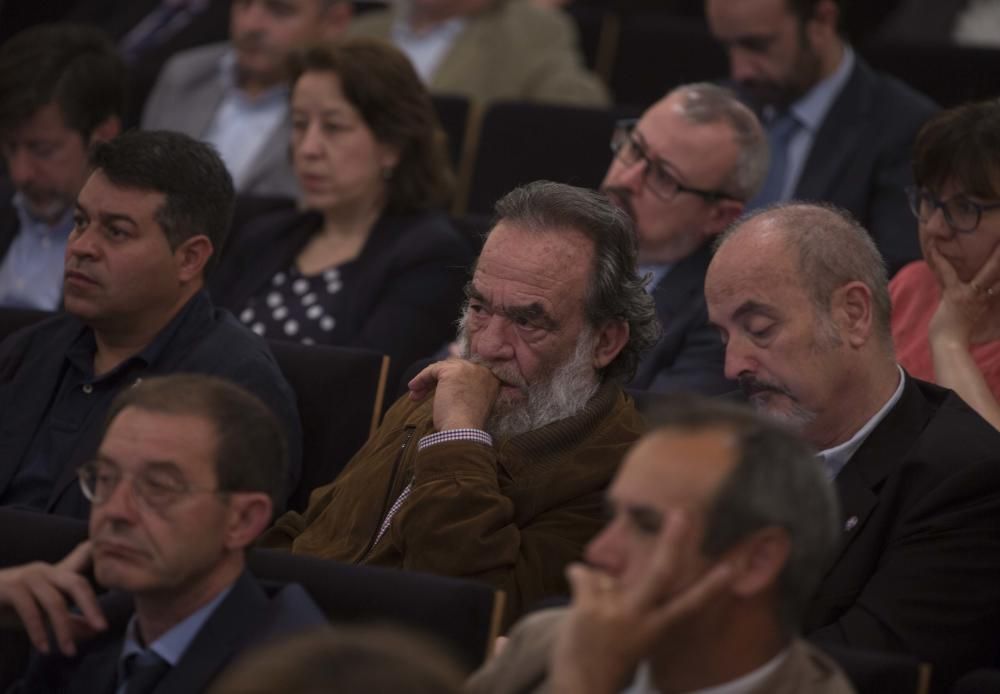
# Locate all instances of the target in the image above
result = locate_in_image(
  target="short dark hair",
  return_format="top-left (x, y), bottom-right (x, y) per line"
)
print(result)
top-left (89, 130), bottom-right (235, 259)
top-left (492, 181), bottom-right (660, 382)
top-left (105, 374), bottom-right (288, 509)
top-left (0, 23), bottom-right (125, 137)
top-left (912, 99), bottom-right (1000, 200)
top-left (646, 395), bottom-right (840, 632)
top-left (786, 0), bottom-right (844, 34)
top-left (287, 38), bottom-right (454, 213)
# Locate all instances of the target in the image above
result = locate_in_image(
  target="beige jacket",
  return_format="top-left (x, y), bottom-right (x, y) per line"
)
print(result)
top-left (467, 608), bottom-right (857, 694)
top-left (348, 0), bottom-right (609, 106)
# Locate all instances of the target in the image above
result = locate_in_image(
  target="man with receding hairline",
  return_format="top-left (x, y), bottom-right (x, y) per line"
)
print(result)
top-left (704, 201), bottom-right (1000, 688)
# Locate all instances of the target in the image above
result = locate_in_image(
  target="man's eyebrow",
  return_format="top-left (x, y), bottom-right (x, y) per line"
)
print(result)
top-left (732, 300), bottom-right (781, 322)
top-left (464, 285), bottom-right (486, 303)
top-left (505, 303), bottom-right (558, 331)
top-left (96, 211), bottom-right (139, 229)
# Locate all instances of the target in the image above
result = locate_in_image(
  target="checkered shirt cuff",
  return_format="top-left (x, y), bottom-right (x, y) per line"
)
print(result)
top-left (418, 428), bottom-right (493, 450)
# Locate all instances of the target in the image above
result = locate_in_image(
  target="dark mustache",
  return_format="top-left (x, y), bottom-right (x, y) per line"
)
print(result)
top-left (738, 374), bottom-right (794, 400)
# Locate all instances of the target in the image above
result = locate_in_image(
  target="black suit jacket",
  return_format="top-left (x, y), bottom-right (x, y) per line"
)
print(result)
top-left (211, 207), bottom-right (472, 389)
top-left (628, 243), bottom-right (732, 396)
top-left (0, 183), bottom-right (20, 263)
top-left (789, 56), bottom-right (937, 277)
top-left (807, 376), bottom-right (1000, 689)
top-left (12, 570), bottom-right (326, 694)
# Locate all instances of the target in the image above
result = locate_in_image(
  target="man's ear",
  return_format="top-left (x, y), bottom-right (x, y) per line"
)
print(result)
top-left (593, 319), bottom-right (630, 370)
top-left (806, 0), bottom-right (840, 46)
top-left (224, 492), bottom-right (274, 551)
top-left (727, 527), bottom-right (790, 598)
top-left (174, 235), bottom-right (214, 283)
top-left (830, 280), bottom-right (874, 348)
top-left (88, 114), bottom-right (122, 145)
top-left (705, 200), bottom-right (744, 238)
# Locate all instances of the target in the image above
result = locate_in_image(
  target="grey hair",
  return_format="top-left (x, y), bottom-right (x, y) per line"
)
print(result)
top-left (491, 181), bottom-right (660, 382)
top-left (715, 202), bottom-right (893, 348)
top-left (670, 82), bottom-right (769, 201)
top-left (647, 396), bottom-right (840, 632)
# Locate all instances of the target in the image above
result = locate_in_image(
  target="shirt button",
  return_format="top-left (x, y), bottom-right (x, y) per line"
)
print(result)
top-left (82, 384), bottom-right (93, 394)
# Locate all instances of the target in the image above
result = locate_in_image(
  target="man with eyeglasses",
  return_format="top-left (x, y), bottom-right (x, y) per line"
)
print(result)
top-left (705, 0), bottom-right (937, 276)
top-left (704, 201), bottom-right (1000, 690)
top-left (889, 99), bottom-right (1000, 430)
top-left (2, 375), bottom-right (325, 694)
top-left (601, 83), bottom-right (768, 395)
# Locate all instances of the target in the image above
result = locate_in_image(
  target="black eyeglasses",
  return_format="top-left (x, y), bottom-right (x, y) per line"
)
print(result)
top-left (78, 459), bottom-right (222, 513)
top-left (610, 119), bottom-right (740, 203)
top-left (906, 186), bottom-right (1000, 234)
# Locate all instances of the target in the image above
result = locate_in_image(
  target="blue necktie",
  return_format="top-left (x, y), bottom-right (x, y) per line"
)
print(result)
top-left (749, 112), bottom-right (801, 209)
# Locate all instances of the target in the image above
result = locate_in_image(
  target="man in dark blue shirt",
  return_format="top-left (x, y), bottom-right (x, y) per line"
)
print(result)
top-left (0, 130), bottom-right (301, 519)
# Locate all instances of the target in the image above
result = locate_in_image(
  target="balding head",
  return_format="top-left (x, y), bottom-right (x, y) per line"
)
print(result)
top-left (704, 203), bottom-right (897, 449)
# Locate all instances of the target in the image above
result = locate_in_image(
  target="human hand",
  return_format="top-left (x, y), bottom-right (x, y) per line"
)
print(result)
top-left (926, 242), bottom-right (1000, 348)
top-left (549, 510), bottom-right (734, 694)
top-left (0, 541), bottom-right (106, 655)
top-left (408, 358), bottom-right (501, 431)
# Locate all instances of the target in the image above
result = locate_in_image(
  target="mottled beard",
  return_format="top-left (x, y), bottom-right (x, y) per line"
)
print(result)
top-left (457, 318), bottom-right (600, 439)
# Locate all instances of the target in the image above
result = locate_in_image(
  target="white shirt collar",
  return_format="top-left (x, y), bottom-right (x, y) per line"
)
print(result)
top-left (818, 365), bottom-right (906, 480)
top-left (623, 649), bottom-right (790, 694)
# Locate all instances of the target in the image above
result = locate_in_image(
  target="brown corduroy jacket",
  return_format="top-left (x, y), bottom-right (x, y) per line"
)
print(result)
top-left (260, 382), bottom-right (644, 625)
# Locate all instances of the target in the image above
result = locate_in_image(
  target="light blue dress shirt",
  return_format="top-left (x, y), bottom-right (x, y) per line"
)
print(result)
top-left (390, 5), bottom-right (467, 83)
top-left (115, 582), bottom-right (234, 694)
top-left (0, 193), bottom-right (74, 310)
top-left (203, 51), bottom-right (288, 190)
top-left (764, 46), bottom-right (856, 200)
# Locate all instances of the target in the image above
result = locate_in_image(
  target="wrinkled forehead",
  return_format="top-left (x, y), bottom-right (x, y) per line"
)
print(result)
top-left (613, 429), bottom-right (739, 511)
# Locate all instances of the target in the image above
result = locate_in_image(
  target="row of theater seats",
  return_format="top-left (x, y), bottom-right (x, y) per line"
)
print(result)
top-left (0, 305), bottom-right (998, 693)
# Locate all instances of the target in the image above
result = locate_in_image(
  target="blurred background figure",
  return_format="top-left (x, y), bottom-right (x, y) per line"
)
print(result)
top-left (211, 38), bottom-right (470, 388)
top-left (890, 99), bottom-right (1000, 429)
top-left (142, 0), bottom-right (350, 197)
top-left (208, 624), bottom-right (465, 694)
top-left (347, 0), bottom-right (608, 105)
top-left (0, 23), bottom-right (124, 310)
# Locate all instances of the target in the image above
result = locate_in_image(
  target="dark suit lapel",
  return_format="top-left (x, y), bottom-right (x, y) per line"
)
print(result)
top-left (827, 375), bottom-right (933, 568)
top-left (794, 60), bottom-right (873, 202)
top-left (632, 244), bottom-right (712, 387)
top-left (155, 572), bottom-right (271, 694)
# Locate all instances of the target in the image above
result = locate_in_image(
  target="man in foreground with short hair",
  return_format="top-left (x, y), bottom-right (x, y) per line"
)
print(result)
top-left (3, 374), bottom-right (325, 693)
top-left (0, 23), bottom-right (124, 309)
top-left (261, 181), bottom-right (658, 624)
top-left (0, 130), bottom-right (301, 519)
top-left (705, 202), bottom-right (1000, 688)
top-left (469, 397), bottom-right (855, 694)
top-left (601, 82), bottom-right (767, 394)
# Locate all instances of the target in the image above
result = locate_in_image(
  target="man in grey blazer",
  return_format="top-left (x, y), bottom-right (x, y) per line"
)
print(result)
top-left (604, 83), bottom-right (768, 396)
top-left (142, 0), bottom-right (349, 198)
top-left (706, 0), bottom-right (937, 277)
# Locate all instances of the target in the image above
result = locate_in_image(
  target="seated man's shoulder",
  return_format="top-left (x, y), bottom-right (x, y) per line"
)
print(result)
top-left (157, 41), bottom-right (230, 82)
top-left (0, 312), bottom-right (80, 370)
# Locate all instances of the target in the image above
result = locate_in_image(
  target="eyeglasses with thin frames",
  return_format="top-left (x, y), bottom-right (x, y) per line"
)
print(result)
top-left (906, 186), bottom-right (1000, 234)
top-left (610, 119), bottom-right (741, 203)
top-left (78, 459), bottom-right (223, 513)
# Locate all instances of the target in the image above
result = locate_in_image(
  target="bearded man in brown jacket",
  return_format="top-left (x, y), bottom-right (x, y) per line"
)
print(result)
top-left (260, 181), bottom-right (659, 624)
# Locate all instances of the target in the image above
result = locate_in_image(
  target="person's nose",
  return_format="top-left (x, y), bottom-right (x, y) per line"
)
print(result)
top-left (472, 314), bottom-right (516, 363)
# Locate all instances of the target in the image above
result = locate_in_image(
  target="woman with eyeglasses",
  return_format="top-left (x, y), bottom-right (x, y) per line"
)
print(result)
top-left (889, 100), bottom-right (1000, 429)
